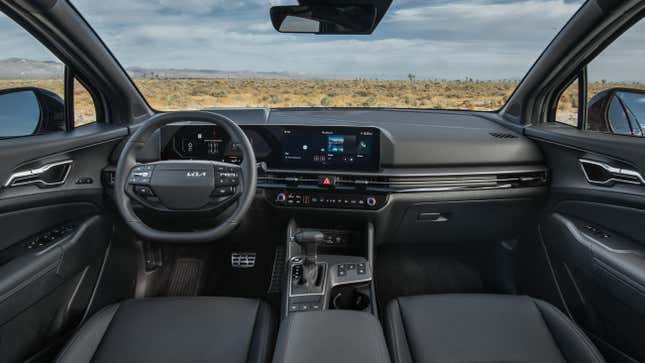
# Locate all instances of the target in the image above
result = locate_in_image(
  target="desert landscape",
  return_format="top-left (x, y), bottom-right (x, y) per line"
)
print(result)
top-left (1, 76), bottom-right (643, 126)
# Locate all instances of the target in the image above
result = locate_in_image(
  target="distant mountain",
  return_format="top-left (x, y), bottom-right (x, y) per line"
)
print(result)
top-left (0, 58), bottom-right (313, 80)
top-left (0, 58), bottom-right (64, 79)
top-left (126, 66), bottom-right (314, 80)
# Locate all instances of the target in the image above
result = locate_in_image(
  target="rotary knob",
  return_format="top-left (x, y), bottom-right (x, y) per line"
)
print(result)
top-left (366, 196), bottom-right (377, 207)
top-left (275, 192), bottom-right (287, 203)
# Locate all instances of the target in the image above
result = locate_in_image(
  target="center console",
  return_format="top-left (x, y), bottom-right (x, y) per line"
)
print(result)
top-left (282, 220), bottom-right (376, 318)
top-left (274, 220), bottom-right (391, 363)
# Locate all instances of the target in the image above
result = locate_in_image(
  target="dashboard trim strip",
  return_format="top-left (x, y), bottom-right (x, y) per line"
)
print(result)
top-left (263, 166), bottom-right (547, 178)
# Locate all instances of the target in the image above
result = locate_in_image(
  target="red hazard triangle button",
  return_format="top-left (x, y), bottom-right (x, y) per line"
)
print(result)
top-left (318, 175), bottom-right (336, 187)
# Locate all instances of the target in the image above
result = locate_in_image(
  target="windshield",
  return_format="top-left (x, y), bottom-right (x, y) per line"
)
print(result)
top-left (73, 0), bottom-right (584, 111)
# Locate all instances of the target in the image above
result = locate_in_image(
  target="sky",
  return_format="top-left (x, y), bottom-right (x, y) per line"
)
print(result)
top-left (1, 0), bottom-right (643, 81)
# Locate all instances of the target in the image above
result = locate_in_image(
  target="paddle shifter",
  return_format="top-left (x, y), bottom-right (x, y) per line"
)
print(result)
top-left (294, 230), bottom-right (325, 288)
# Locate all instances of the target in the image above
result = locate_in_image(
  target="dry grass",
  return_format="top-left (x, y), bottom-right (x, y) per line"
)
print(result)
top-left (2, 79), bottom-right (644, 126)
top-left (133, 78), bottom-right (518, 111)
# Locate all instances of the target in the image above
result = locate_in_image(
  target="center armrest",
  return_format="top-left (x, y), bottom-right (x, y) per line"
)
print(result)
top-left (272, 310), bottom-right (391, 363)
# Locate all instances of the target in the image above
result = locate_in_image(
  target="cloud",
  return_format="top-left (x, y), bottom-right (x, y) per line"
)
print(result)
top-left (386, 0), bottom-right (582, 44)
top-left (0, 13), bottom-right (60, 63)
top-left (587, 20), bottom-right (645, 82)
top-left (1, 0), bottom-right (607, 81)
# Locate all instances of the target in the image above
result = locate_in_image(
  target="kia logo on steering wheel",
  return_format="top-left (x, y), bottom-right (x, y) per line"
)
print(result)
top-left (186, 171), bottom-right (207, 177)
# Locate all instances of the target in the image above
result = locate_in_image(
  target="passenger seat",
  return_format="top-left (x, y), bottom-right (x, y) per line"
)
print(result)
top-left (384, 294), bottom-right (604, 363)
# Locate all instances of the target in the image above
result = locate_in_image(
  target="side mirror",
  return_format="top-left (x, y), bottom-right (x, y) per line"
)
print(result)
top-left (0, 87), bottom-right (65, 138)
top-left (587, 88), bottom-right (645, 136)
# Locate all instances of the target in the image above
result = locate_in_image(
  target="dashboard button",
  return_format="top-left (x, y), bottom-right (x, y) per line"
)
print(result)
top-left (366, 196), bottom-right (377, 207)
top-left (318, 176), bottom-right (336, 187)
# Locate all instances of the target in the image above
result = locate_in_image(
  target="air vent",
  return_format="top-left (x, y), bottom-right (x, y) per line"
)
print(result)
top-left (102, 168), bottom-right (116, 187)
top-left (489, 132), bottom-right (518, 139)
top-left (385, 171), bottom-right (546, 192)
top-left (258, 169), bottom-right (547, 193)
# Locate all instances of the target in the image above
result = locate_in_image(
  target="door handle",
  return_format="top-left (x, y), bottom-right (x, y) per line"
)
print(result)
top-left (579, 158), bottom-right (645, 186)
top-left (4, 160), bottom-right (73, 188)
top-left (417, 212), bottom-right (450, 222)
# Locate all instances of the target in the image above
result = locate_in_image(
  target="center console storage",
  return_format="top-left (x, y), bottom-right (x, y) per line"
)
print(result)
top-left (273, 310), bottom-right (391, 363)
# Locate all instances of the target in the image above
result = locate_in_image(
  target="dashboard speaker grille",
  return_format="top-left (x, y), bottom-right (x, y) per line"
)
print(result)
top-left (489, 132), bottom-right (518, 139)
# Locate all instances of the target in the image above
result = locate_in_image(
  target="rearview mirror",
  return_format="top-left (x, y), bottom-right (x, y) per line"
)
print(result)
top-left (0, 87), bottom-right (65, 138)
top-left (270, 4), bottom-right (379, 34)
top-left (587, 88), bottom-right (645, 136)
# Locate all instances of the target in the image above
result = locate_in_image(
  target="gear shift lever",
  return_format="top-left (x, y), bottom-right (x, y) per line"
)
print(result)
top-left (294, 231), bottom-right (324, 287)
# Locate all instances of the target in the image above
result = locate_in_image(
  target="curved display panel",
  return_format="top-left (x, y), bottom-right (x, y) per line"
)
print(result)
top-left (262, 126), bottom-right (380, 171)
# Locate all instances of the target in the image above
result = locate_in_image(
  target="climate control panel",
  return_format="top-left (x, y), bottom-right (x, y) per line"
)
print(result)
top-left (267, 190), bottom-right (386, 210)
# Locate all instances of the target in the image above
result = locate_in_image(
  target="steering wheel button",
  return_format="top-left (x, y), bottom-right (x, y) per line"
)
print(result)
top-left (134, 186), bottom-right (155, 197)
top-left (214, 186), bottom-right (235, 196)
top-left (133, 171), bottom-right (150, 178)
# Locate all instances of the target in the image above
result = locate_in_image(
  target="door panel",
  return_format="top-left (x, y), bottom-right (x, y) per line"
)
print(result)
top-left (527, 124), bottom-right (645, 362)
top-left (0, 124), bottom-right (126, 362)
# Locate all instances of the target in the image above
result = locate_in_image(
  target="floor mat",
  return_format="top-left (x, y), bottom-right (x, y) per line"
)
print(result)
top-left (375, 243), bottom-right (489, 310)
top-left (167, 258), bottom-right (204, 296)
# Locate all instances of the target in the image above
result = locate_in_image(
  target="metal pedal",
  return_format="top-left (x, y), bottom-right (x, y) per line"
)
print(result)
top-left (231, 252), bottom-right (256, 268)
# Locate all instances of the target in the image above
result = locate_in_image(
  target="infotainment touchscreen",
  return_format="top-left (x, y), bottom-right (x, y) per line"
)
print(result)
top-left (272, 126), bottom-right (379, 171)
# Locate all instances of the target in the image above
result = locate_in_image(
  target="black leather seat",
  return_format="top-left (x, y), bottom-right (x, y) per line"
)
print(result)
top-left (385, 294), bottom-right (605, 363)
top-left (56, 297), bottom-right (275, 363)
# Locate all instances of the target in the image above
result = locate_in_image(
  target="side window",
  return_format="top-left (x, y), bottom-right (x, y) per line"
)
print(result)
top-left (554, 18), bottom-right (645, 136)
top-left (0, 12), bottom-right (97, 138)
top-left (555, 78), bottom-right (579, 127)
top-left (74, 79), bottom-right (97, 127)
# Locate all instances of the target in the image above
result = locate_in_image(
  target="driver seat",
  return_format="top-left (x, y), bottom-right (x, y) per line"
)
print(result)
top-left (56, 297), bottom-right (275, 363)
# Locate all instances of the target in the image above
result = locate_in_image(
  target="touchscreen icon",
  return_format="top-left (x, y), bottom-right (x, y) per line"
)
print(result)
top-left (327, 135), bottom-right (345, 153)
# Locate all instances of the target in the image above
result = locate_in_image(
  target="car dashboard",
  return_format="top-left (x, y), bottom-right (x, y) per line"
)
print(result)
top-left (113, 108), bottom-right (548, 244)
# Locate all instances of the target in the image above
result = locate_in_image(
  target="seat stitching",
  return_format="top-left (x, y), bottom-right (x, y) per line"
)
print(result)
top-left (395, 299), bottom-right (414, 363)
top-left (253, 301), bottom-right (272, 363)
top-left (246, 300), bottom-right (262, 363)
top-left (543, 301), bottom-right (604, 363)
top-left (385, 301), bottom-right (401, 362)
top-left (55, 303), bottom-right (120, 363)
top-left (374, 317), bottom-right (391, 363)
top-left (534, 299), bottom-right (604, 363)
top-left (364, 313), bottom-right (386, 363)
top-left (89, 304), bottom-right (122, 362)
top-left (372, 320), bottom-right (385, 363)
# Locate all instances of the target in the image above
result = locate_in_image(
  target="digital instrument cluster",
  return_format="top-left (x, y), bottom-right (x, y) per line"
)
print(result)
top-left (160, 124), bottom-right (242, 164)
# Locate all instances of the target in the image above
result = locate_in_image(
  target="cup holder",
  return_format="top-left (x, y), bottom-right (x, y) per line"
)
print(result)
top-left (330, 285), bottom-right (370, 311)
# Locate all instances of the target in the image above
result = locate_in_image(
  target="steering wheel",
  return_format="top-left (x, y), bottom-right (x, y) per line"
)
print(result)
top-left (114, 111), bottom-right (257, 243)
